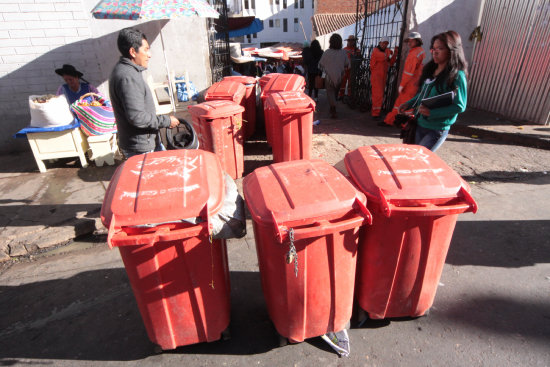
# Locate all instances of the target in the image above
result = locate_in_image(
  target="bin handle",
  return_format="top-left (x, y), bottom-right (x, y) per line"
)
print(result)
top-left (274, 197), bottom-right (372, 243)
top-left (108, 205), bottom-right (213, 247)
top-left (108, 222), bottom-right (209, 247)
top-left (382, 186), bottom-right (478, 217)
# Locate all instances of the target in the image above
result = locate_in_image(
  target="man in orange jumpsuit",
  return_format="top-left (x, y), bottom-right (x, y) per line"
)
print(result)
top-left (383, 32), bottom-right (426, 126)
top-left (370, 37), bottom-right (396, 119)
top-left (339, 35), bottom-right (361, 100)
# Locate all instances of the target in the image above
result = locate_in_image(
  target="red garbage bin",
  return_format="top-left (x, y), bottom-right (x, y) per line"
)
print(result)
top-left (344, 144), bottom-right (478, 319)
top-left (243, 159), bottom-right (372, 343)
top-left (260, 73), bottom-right (306, 107)
top-left (260, 74), bottom-right (306, 146)
top-left (188, 100), bottom-right (245, 179)
top-left (205, 80), bottom-right (250, 139)
top-left (100, 150), bottom-right (231, 350)
top-left (264, 91), bottom-right (315, 163)
top-left (223, 76), bottom-right (257, 139)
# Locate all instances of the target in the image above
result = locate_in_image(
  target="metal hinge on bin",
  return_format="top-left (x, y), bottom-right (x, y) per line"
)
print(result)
top-left (285, 228), bottom-right (298, 278)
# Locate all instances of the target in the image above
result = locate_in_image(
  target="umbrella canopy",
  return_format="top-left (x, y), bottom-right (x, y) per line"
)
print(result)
top-left (92, 0), bottom-right (220, 20)
top-left (92, 0), bottom-right (220, 112)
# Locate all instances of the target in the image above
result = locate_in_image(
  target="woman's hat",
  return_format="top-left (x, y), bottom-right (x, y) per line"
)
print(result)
top-left (379, 37), bottom-right (390, 44)
top-left (405, 32), bottom-right (422, 41)
top-left (55, 64), bottom-right (83, 78)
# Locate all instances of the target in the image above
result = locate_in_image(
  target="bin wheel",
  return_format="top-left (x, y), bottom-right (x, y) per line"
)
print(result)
top-left (221, 327), bottom-right (231, 341)
top-left (153, 345), bottom-right (163, 354)
top-left (357, 308), bottom-right (369, 328)
top-left (277, 332), bottom-right (288, 347)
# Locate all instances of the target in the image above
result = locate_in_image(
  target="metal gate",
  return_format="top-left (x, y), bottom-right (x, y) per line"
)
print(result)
top-left (469, 0), bottom-right (550, 124)
top-left (352, 0), bottom-right (409, 112)
top-left (208, 0), bottom-right (231, 83)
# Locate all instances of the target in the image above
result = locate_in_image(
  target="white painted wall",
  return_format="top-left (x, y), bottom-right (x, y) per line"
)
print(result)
top-left (407, 0), bottom-right (484, 67)
top-left (229, 0), bottom-right (315, 46)
top-left (0, 0), bottom-right (211, 154)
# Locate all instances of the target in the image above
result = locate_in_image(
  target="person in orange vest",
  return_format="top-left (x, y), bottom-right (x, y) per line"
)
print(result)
top-left (339, 35), bottom-right (361, 100)
top-left (383, 32), bottom-right (426, 126)
top-left (370, 37), bottom-right (396, 120)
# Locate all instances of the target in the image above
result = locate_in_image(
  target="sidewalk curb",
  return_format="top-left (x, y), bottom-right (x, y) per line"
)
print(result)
top-left (452, 124), bottom-right (550, 151)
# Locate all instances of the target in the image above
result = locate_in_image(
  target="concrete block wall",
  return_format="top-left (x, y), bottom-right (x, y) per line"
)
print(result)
top-left (0, 0), bottom-right (212, 154)
top-left (0, 0), bottom-right (103, 153)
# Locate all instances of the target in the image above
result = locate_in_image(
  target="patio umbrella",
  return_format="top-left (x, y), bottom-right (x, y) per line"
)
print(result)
top-left (92, 0), bottom-right (220, 111)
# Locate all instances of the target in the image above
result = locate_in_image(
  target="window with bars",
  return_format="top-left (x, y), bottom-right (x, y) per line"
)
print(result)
top-left (294, 18), bottom-right (299, 32)
top-left (300, 0), bottom-right (304, 8)
top-left (312, 0), bottom-right (314, 8)
top-left (244, 0), bottom-right (249, 9)
top-left (251, 0), bottom-right (255, 9)
top-left (294, 0), bottom-right (298, 8)
top-left (283, 18), bottom-right (288, 32)
top-left (253, 33), bottom-right (257, 38)
top-left (283, 0), bottom-right (287, 8)
top-left (269, 19), bottom-right (274, 27)
top-left (275, 19), bottom-right (280, 27)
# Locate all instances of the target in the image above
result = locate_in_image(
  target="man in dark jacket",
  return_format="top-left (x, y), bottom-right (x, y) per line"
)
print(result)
top-left (109, 27), bottom-right (179, 158)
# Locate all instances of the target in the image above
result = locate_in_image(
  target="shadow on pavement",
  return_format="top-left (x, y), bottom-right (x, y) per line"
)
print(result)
top-left (440, 295), bottom-right (550, 343)
top-left (0, 270), bottom-right (278, 362)
top-left (447, 220), bottom-right (550, 267)
top-left (460, 171), bottom-right (550, 184)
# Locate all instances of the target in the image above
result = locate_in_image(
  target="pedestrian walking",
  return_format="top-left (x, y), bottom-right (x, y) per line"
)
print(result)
top-left (339, 35), bottom-right (361, 101)
top-left (302, 40), bottom-right (324, 101)
top-left (109, 27), bottom-right (179, 159)
top-left (319, 34), bottom-right (350, 118)
top-left (370, 37), bottom-right (396, 120)
top-left (383, 32), bottom-right (426, 126)
top-left (398, 30), bottom-right (468, 151)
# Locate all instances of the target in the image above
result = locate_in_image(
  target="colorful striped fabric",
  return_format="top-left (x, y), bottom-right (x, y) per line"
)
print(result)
top-left (71, 93), bottom-right (117, 136)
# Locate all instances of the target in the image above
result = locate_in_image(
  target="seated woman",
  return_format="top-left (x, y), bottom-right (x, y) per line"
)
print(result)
top-left (55, 64), bottom-right (99, 104)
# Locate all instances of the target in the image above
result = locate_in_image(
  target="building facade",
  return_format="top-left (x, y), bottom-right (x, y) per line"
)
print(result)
top-left (227, 0), bottom-right (315, 46)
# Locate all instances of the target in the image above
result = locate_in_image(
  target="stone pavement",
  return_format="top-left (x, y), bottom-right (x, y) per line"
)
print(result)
top-left (0, 102), bottom-right (549, 260)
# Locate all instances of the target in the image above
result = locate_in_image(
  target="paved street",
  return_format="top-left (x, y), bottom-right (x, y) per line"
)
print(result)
top-left (1, 91), bottom-right (549, 366)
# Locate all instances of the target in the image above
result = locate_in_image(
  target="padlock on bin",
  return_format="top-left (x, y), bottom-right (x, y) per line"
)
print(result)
top-left (188, 100), bottom-right (245, 179)
top-left (243, 159), bottom-right (372, 343)
top-left (100, 150), bottom-right (231, 350)
top-left (264, 91), bottom-right (315, 163)
top-left (344, 144), bottom-right (478, 319)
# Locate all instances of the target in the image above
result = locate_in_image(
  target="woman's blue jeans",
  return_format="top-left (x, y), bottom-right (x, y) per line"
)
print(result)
top-left (415, 125), bottom-right (449, 152)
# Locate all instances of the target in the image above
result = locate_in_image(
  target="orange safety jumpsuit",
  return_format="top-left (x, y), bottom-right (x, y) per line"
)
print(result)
top-left (339, 46), bottom-right (361, 98)
top-left (384, 46), bottom-right (426, 125)
top-left (370, 46), bottom-right (396, 117)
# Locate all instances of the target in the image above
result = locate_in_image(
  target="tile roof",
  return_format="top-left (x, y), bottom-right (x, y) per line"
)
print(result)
top-left (311, 13), bottom-right (364, 37)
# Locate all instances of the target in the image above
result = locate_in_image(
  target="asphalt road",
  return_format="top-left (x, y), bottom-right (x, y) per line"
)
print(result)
top-left (1, 96), bottom-right (549, 366)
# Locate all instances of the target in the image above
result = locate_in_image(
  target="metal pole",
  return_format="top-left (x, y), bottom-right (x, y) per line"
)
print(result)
top-left (157, 21), bottom-right (176, 113)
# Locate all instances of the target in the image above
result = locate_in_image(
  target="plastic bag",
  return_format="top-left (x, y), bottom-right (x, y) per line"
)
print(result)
top-left (29, 94), bottom-right (74, 127)
top-left (211, 173), bottom-right (246, 239)
top-left (321, 329), bottom-right (350, 357)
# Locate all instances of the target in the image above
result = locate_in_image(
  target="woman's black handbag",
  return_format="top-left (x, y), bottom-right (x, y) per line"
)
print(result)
top-left (395, 113), bottom-right (417, 144)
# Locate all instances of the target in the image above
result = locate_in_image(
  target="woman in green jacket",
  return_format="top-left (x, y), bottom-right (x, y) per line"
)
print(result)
top-left (399, 30), bottom-right (467, 151)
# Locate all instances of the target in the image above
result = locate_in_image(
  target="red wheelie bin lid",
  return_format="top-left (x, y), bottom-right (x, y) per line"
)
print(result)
top-left (204, 80), bottom-right (246, 103)
top-left (101, 150), bottom-right (225, 236)
top-left (243, 159), bottom-right (369, 242)
top-left (261, 74), bottom-right (306, 100)
top-left (344, 145), bottom-right (477, 216)
top-left (188, 100), bottom-right (245, 119)
top-left (259, 73), bottom-right (279, 91)
top-left (264, 91), bottom-right (315, 114)
top-left (223, 75), bottom-right (257, 86)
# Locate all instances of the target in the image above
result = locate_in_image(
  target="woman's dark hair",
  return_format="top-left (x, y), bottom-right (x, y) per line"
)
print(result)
top-left (117, 27), bottom-right (147, 59)
top-left (418, 30), bottom-right (467, 91)
top-left (310, 39), bottom-right (323, 59)
top-left (329, 33), bottom-right (343, 50)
